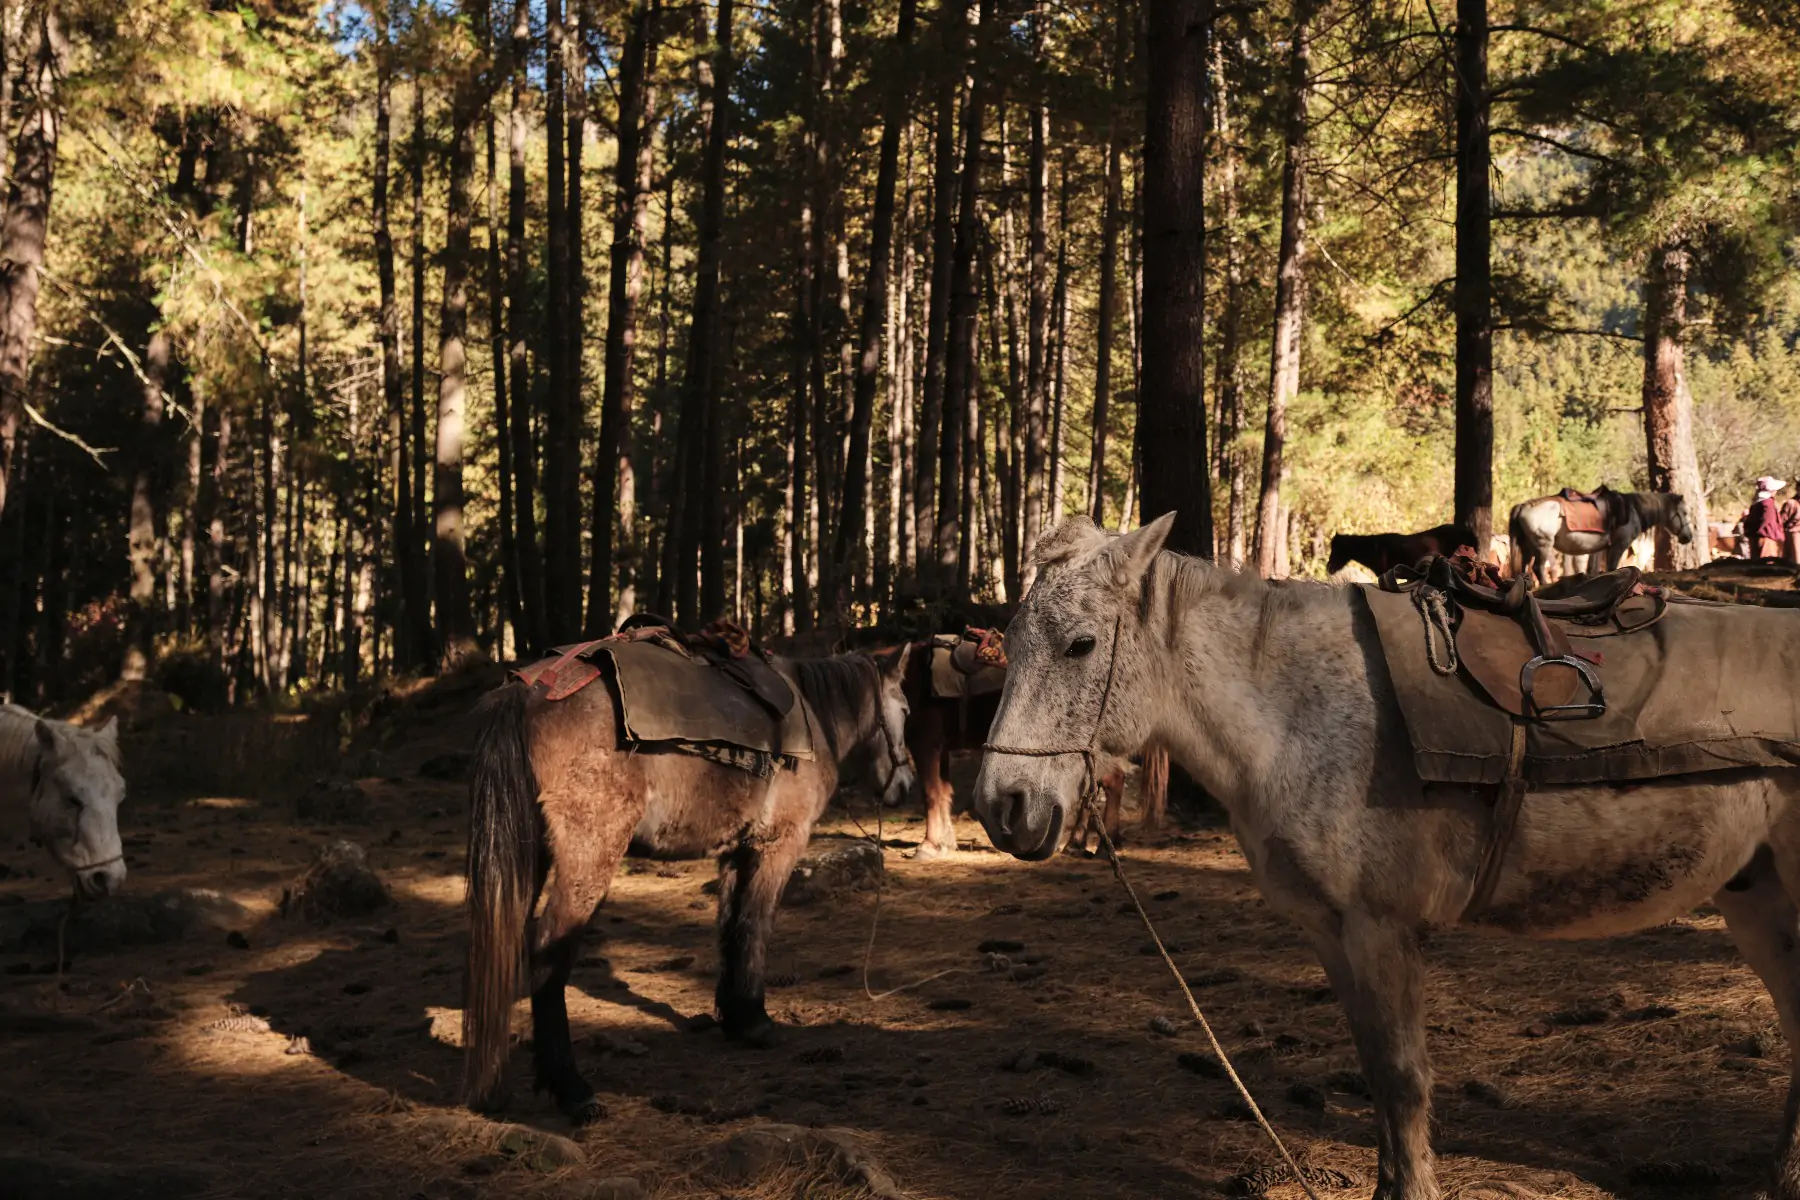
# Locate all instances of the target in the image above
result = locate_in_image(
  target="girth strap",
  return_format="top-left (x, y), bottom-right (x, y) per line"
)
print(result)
top-left (1462, 721), bottom-right (1528, 921)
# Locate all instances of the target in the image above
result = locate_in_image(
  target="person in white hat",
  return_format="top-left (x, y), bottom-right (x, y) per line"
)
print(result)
top-left (1743, 475), bottom-right (1789, 560)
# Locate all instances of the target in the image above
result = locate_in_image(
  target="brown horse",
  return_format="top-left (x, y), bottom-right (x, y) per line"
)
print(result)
top-left (896, 639), bottom-right (1143, 859)
top-left (1327, 523), bottom-right (1476, 577)
top-left (462, 648), bottom-right (916, 1123)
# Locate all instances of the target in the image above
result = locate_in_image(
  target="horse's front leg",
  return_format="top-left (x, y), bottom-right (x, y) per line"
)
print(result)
top-left (715, 811), bottom-right (812, 1046)
top-left (1312, 915), bottom-right (1437, 1200)
top-left (1713, 843), bottom-right (1800, 1200)
top-left (915, 716), bottom-right (958, 860)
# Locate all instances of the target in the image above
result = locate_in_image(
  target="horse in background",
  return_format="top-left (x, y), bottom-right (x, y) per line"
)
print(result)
top-left (1510, 487), bottom-right (1694, 582)
top-left (1327, 523), bottom-right (1476, 577)
top-left (895, 637), bottom-right (1149, 860)
top-left (462, 647), bottom-right (916, 1123)
top-left (0, 705), bottom-right (127, 898)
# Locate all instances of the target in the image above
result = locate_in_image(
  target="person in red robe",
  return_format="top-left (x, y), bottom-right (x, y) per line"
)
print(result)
top-left (1742, 476), bottom-right (1789, 561)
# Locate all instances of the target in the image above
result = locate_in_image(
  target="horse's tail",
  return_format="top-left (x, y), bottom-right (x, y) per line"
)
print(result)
top-left (462, 683), bottom-right (539, 1111)
top-left (1507, 504), bottom-right (1529, 581)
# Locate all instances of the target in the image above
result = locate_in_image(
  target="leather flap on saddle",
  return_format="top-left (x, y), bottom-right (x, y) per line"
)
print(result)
top-left (929, 634), bottom-right (1007, 698)
top-left (1455, 608), bottom-right (1581, 716)
top-left (602, 640), bottom-right (814, 761)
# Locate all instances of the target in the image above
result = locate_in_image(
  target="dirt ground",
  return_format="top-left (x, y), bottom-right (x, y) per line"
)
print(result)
top-left (3, 631), bottom-right (1796, 1199)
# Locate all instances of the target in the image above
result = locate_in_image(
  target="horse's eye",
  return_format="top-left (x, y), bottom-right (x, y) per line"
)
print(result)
top-left (1066, 636), bottom-right (1097, 659)
top-left (64, 793), bottom-right (82, 811)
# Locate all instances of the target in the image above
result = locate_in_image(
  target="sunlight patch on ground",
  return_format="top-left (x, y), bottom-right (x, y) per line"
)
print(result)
top-left (185, 795), bottom-right (259, 810)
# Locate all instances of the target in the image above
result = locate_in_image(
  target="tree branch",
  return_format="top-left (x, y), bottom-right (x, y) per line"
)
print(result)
top-left (1498, 321), bottom-right (1642, 342)
top-left (1491, 126), bottom-right (1619, 163)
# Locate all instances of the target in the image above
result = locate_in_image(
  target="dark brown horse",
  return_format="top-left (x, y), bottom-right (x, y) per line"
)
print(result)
top-left (1327, 523), bottom-right (1476, 576)
top-left (462, 648), bottom-right (915, 1123)
top-left (896, 640), bottom-right (1143, 859)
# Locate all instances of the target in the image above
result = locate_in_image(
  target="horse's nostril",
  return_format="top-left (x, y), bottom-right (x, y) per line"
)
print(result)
top-left (1002, 790), bottom-right (1030, 835)
top-left (87, 871), bottom-right (112, 896)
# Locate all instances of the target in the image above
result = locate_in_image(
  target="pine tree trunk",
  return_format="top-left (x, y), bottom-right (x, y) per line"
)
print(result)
top-left (1138, 0), bottom-right (1211, 557)
top-left (433, 23), bottom-right (479, 666)
top-left (566, 0), bottom-right (591, 621)
top-left (697, 0), bottom-right (735, 622)
top-left (1452, 0), bottom-right (1493, 547)
top-left (543, 0), bottom-right (580, 639)
top-left (914, 0), bottom-right (966, 583)
top-left (1253, 2), bottom-right (1308, 578)
top-left (1643, 238), bottom-right (1708, 570)
top-left (941, 0), bottom-right (988, 597)
top-left (591, 0), bottom-right (660, 633)
top-left (122, 329), bottom-right (170, 682)
top-left (0, 5), bottom-right (64, 520)
top-left (1047, 154), bottom-right (1070, 532)
top-left (787, 158), bottom-right (815, 632)
top-left (485, 100), bottom-right (520, 657)
top-left (1022, 8), bottom-right (1050, 573)
top-left (407, 73), bottom-right (436, 663)
top-left (507, 0), bottom-right (546, 653)
top-left (206, 406), bottom-right (230, 665)
top-left (837, 0), bottom-right (918, 614)
top-left (1087, 0), bottom-right (1131, 525)
top-left (181, 381), bottom-right (203, 632)
top-left (1211, 29), bottom-right (1247, 569)
top-left (375, 8), bottom-right (419, 670)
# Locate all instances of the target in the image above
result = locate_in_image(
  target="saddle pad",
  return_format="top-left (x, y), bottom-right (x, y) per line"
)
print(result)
top-left (1358, 585), bottom-right (1800, 787)
top-left (929, 637), bottom-right (1006, 699)
top-left (1557, 495), bottom-right (1607, 534)
top-left (604, 641), bottom-right (814, 761)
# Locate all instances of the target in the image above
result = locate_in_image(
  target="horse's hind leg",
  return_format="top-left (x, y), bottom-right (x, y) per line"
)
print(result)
top-left (530, 787), bottom-right (635, 1124)
top-left (716, 806), bottom-right (813, 1046)
top-left (1311, 915), bottom-right (1437, 1200)
top-left (1713, 844), bottom-right (1800, 1200)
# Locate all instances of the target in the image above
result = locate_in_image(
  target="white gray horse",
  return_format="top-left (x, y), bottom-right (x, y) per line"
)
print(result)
top-left (0, 705), bottom-right (128, 898)
top-left (1509, 487), bottom-right (1693, 581)
top-left (974, 513), bottom-right (1800, 1200)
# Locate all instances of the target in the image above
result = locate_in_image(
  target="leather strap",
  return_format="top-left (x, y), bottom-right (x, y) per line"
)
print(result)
top-left (1462, 721), bottom-right (1528, 921)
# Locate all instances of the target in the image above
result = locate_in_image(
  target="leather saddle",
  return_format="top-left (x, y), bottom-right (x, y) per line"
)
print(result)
top-left (929, 628), bottom-right (1008, 699)
top-left (1378, 555), bottom-right (1666, 721)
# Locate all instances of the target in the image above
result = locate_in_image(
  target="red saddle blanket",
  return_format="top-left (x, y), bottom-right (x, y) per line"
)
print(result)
top-left (1556, 488), bottom-right (1608, 534)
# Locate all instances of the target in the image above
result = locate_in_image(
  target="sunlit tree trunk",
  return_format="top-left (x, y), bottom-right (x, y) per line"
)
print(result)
top-left (484, 102), bottom-right (519, 655)
top-left (433, 15), bottom-right (479, 665)
top-left (838, 0), bottom-right (918, 614)
top-left (405, 71), bottom-right (436, 663)
top-left (941, 0), bottom-right (988, 597)
top-left (507, 0), bottom-right (546, 653)
top-left (0, 3), bottom-right (64, 521)
top-left (1088, 0), bottom-right (1131, 525)
top-left (1138, 0), bottom-right (1211, 557)
top-left (1047, 155), bottom-right (1070, 531)
top-left (122, 330), bottom-right (170, 682)
top-left (1211, 27), bottom-right (1247, 569)
top-left (1643, 238), bottom-right (1708, 570)
top-left (1022, 5), bottom-right (1050, 575)
top-left (591, 0), bottom-right (661, 632)
top-left (915, 0), bottom-right (965, 583)
top-left (1253, 1), bottom-right (1309, 578)
top-left (543, 0), bottom-right (581, 639)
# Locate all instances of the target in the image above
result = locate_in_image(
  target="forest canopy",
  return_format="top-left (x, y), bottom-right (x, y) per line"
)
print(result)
top-left (0, 0), bottom-right (1795, 705)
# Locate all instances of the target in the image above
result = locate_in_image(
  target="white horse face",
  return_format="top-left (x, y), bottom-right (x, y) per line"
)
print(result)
top-left (872, 647), bottom-right (917, 808)
top-left (1669, 494), bottom-right (1696, 545)
top-left (31, 718), bottom-right (127, 899)
top-left (974, 514), bottom-right (1172, 860)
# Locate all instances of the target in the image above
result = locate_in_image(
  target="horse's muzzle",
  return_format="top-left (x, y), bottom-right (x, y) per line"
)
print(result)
top-left (974, 782), bottom-right (1065, 861)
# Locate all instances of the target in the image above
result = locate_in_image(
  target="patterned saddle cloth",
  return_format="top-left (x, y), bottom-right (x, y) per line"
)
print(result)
top-left (928, 628), bottom-right (1008, 699)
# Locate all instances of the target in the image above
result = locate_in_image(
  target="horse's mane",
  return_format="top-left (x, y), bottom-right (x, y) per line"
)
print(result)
top-left (793, 655), bottom-right (880, 760)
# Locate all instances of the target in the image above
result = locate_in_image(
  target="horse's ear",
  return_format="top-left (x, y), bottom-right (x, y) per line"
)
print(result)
top-left (33, 720), bottom-right (57, 756)
top-left (1101, 512), bottom-right (1176, 588)
top-left (96, 716), bottom-right (119, 743)
top-left (885, 643), bottom-right (912, 679)
top-left (1034, 515), bottom-right (1105, 568)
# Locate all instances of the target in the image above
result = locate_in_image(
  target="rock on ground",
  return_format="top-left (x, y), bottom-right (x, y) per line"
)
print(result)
top-left (783, 843), bottom-right (883, 907)
top-left (702, 1123), bottom-right (901, 1198)
top-left (295, 778), bottom-right (374, 824)
top-left (0, 888), bottom-right (254, 956)
top-left (280, 840), bottom-right (391, 923)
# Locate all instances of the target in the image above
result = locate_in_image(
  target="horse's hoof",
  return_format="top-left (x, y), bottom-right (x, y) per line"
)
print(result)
top-left (911, 840), bottom-right (956, 863)
top-left (723, 1014), bottom-right (779, 1048)
top-left (560, 1093), bottom-right (607, 1125)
